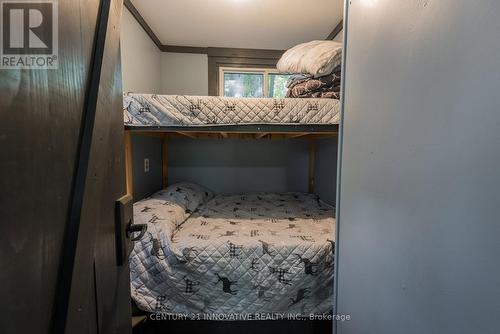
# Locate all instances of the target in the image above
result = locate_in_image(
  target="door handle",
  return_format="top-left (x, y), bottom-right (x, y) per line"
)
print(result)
top-left (115, 194), bottom-right (141, 266)
top-left (127, 220), bottom-right (147, 241)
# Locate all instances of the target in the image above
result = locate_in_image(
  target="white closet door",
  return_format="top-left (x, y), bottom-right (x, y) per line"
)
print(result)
top-left (336, 1), bottom-right (500, 333)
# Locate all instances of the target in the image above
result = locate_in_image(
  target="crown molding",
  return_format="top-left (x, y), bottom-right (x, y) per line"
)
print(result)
top-left (327, 20), bottom-right (343, 40)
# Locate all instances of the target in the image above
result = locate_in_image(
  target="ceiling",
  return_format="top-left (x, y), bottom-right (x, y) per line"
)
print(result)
top-left (129, 0), bottom-right (343, 50)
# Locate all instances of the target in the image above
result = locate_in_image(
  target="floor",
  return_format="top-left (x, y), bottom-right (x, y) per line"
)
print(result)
top-left (133, 318), bottom-right (332, 334)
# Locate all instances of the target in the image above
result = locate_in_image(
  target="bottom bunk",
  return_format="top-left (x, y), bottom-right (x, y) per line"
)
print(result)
top-left (130, 182), bottom-right (336, 317)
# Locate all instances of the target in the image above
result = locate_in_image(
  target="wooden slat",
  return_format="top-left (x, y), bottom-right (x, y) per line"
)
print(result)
top-left (288, 133), bottom-right (309, 139)
top-left (124, 131), bottom-right (133, 196)
top-left (309, 140), bottom-right (317, 193)
top-left (176, 131), bottom-right (197, 139)
top-left (256, 133), bottom-right (269, 139)
top-left (161, 137), bottom-right (168, 188)
top-left (130, 130), bottom-right (337, 140)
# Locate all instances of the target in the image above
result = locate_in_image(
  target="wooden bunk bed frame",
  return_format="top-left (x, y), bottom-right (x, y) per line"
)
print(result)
top-left (124, 124), bottom-right (338, 198)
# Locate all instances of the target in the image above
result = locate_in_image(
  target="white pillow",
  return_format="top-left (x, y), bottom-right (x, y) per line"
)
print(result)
top-left (277, 40), bottom-right (342, 77)
top-left (132, 183), bottom-right (214, 239)
top-left (154, 182), bottom-right (214, 213)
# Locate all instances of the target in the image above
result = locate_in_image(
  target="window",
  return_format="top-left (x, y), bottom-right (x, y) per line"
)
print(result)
top-left (220, 67), bottom-right (290, 98)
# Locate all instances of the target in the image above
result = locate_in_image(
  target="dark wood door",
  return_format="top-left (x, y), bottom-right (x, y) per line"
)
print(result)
top-left (0, 0), bottom-right (130, 333)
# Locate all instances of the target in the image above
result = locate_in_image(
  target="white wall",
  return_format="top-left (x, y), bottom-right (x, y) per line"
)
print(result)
top-left (120, 12), bottom-right (206, 95)
top-left (333, 29), bottom-right (343, 42)
top-left (120, 9), bottom-right (161, 93)
top-left (160, 52), bottom-right (208, 95)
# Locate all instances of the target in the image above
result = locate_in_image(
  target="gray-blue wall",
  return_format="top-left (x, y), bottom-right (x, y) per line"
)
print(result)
top-left (316, 137), bottom-right (338, 205)
top-left (131, 134), bottom-right (162, 200)
top-left (336, 1), bottom-right (500, 333)
top-left (131, 136), bottom-right (337, 204)
top-left (168, 138), bottom-right (308, 194)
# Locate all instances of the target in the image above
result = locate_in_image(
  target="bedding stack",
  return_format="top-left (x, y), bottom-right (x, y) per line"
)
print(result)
top-left (277, 40), bottom-right (342, 99)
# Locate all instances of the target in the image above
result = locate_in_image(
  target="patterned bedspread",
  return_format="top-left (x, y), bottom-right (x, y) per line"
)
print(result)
top-left (130, 184), bottom-right (336, 317)
top-left (123, 93), bottom-right (340, 127)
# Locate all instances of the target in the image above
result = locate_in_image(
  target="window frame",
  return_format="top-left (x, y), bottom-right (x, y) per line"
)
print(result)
top-left (219, 66), bottom-right (287, 98)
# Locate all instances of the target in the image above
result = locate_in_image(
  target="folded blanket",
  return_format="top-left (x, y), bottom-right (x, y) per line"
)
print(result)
top-left (291, 72), bottom-right (341, 89)
top-left (277, 40), bottom-right (342, 77)
top-left (287, 86), bottom-right (341, 99)
top-left (286, 74), bottom-right (312, 89)
top-left (286, 71), bottom-right (342, 99)
top-left (331, 65), bottom-right (342, 75)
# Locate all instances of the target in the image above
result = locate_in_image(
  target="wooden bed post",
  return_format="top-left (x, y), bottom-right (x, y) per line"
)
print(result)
top-left (308, 140), bottom-right (316, 193)
top-left (162, 136), bottom-right (168, 188)
top-left (124, 131), bottom-right (133, 197)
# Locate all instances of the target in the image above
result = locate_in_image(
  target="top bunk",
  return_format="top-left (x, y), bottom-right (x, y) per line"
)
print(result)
top-left (123, 93), bottom-right (340, 138)
top-left (123, 39), bottom-right (343, 138)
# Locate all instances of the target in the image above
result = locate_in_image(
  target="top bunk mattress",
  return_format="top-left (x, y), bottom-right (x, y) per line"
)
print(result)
top-left (123, 93), bottom-right (340, 128)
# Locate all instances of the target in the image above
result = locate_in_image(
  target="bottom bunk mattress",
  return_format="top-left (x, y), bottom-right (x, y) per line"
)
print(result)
top-left (130, 183), bottom-right (336, 317)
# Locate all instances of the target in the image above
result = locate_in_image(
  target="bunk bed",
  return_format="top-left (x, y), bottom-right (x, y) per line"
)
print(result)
top-left (123, 93), bottom-right (339, 192)
top-left (123, 93), bottom-right (338, 317)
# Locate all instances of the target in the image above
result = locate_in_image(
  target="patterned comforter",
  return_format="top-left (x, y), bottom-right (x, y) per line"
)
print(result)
top-left (123, 93), bottom-right (340, 127)
top-left (130, 183), bottom-right (336, 316)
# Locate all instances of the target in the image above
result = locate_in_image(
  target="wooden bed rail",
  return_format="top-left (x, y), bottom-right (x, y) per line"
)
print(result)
top-left (126, 130), bottom-right (337, 140)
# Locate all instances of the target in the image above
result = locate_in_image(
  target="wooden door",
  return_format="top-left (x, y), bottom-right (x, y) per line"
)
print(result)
top-left (0, 0), bottom-right (130, 333)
